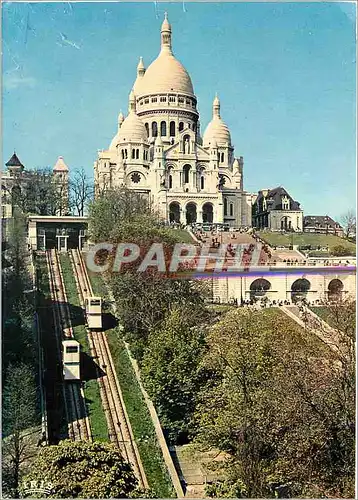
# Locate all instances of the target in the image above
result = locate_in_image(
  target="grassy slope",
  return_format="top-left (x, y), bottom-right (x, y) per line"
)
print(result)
top-left (59, 254), bottom-right (108, 442)
top-left (169, 228), bottom-right (196, 244)
top-left (88, 271), bottom-right (175, 498)
top-left (257, 232), bottom-right (356, 253)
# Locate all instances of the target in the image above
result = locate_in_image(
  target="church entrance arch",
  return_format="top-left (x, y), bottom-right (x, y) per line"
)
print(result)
top-left (169, 202), bottom-right (181, 223)
top-left (186, 202), bottom-right (197, 224)
top-left (202, 203), bottom-right (214, 223)
top-left (327, 279), bottom-right (343, 301)
top-left (250, 278), bottom-right (271, 299)
top-left (291, 278), bottom-right (311, 302)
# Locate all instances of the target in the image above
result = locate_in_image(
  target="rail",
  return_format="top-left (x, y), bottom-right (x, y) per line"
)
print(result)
top-left (70, 249), bottom-right (148, 490)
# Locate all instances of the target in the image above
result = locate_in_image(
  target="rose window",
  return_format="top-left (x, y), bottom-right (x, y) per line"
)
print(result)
top-left (131, 173), bottom-right (141, 184)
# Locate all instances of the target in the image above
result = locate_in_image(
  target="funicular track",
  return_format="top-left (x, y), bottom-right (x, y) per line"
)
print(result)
top-left (70, 249), bottom-right (147, 489)
top-left (46, 249), bottom-right (91, 441)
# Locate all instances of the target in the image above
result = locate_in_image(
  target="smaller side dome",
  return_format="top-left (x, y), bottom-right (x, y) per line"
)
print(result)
top-left (109, 92), bottom-right (148, 149)
top-left (203, 95), bottom-right (231, 147)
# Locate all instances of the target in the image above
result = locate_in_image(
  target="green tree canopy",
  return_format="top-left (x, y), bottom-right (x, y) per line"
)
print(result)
top-left (21, 440), bottom-right (139, 498)
top-left (141, 307), bottom-right (209, 442)
top-left (194, 307), bottom-right (355, 498)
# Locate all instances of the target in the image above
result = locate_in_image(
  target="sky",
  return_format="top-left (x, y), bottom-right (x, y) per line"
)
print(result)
top-left (2, 1), bottom-right (356, 219)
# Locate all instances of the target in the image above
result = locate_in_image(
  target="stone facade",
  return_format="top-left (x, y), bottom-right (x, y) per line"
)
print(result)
top-left (211, 270), bottom-right (356, 303)
top-left (252, 186), bottom-right (303, 231)
top-left (94, 14), bottom-right (252, 227)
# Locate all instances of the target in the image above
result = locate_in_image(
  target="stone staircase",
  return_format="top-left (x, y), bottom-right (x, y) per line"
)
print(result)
top-left (170, 445), bottom-right (226, 498)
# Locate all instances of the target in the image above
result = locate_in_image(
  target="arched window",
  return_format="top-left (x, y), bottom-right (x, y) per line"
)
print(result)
top-left (179, 122), bottom-right (184, 132)
top-left (221, 153), bottom-right (224, 162)
top-left (136, 149), bottom-right (139, 159)
top-left (169, 175), bottom-right (173, 189)
top-left (200, 176), bottom-right (205, 190)
top-left (152, 121), bottom-right (158, 137)
top-left (183, 165), bottom-right (191, 184)
top-left (145, 123), bottom-right (149, 136)
top-left (121, 150), bottom-right (125, 159)
top-left (125, 149), bottom-right (128, 159)
top-left (230, 203), bottom-right (234, 216)
top-left (192, 123), bottom-right (196, 132)
top-left (160, 121), bottom-right (167, 136)
top-left (170, 121), bottom-right (175, 137)
top-left (132, 149), bottom-right (135, 159)
top-left (224, 198), bottom-right (228, 216)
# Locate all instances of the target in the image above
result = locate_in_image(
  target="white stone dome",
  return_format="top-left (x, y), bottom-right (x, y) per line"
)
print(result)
top-left (135, 13), bottom-right (194, 97)
top-left (136, 52), bottom-right (194, 96)
top-left (203, 116), bottom-right (231, 147)
top-left (109, 91), bottom-right (148, 149)
top-left (203, 95), bottom-right (231, 147)
top-left (117, 113), bottom-right (148, 143)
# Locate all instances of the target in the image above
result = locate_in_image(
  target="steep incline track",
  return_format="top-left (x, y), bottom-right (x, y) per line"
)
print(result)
top-left (46, 249), bottom-right (91, 441)
top-left (70, 249), bottom-right (147, 489)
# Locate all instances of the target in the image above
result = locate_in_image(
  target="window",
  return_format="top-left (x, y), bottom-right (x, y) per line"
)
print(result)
top-left (183, 165), bottom-right (191, 184)
top-left (230, 203), bottom-right (234, 216)
top-left (169, 175), bottom-right (173, 189)
top-left (121, 150), bottom-right (125, 159)
top-left (200, 176), bottom-right (205, 190)
top-left (170, 121), bottom-right (175, 137)
top-left (131, 172), bottom-right (141, 184)
top-left (178, 97), bottom-right (184, 103)
top-left (132, 149), bottom-right (135, 159)
top-left (224, 198), bottom-right (228, 216)
top-left (152, 122), bottom-right (158, 137)
top-left (221, 153), bottom-right (224, 163)
top-left (66, 346), bottom-right (79, 353)
top-left (169, 95), bottom-right (175, 103)
top-left (145, 123), bottom-right (149, 136)
top-left (136, 149), bottom-right (139, 159)
top-left (160, 96), bottom-right (167, 102)
top-left (151, 97), bottom-right (157, 103)
top-left (179, 122), bottom-right (184, 132)
top-left (186, 99), bottom-right (191, 105)
top-left (144, 98), bottom-right (149, 104)
top-left (160, 121), bottom-right (167, 136)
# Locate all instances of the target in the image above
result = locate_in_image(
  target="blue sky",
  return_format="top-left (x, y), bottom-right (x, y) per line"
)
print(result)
top-left (2, 2), bottom-right (356, 219)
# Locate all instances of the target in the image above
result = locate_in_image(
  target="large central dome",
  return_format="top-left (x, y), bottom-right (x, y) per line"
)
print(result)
top-left (137, 52), bottom-right (194, 96)
top-left (135, 13), bottom-right (194, 97)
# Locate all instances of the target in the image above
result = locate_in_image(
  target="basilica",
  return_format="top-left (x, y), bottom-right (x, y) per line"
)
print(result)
top-left (94, 14), bottom-right (253, 226)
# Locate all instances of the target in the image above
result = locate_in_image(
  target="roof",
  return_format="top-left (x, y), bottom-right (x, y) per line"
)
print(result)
top-left (304, 215), bottom-right (342, 228)
top-left (254, 186), bottom-right (301, 211)
top-left (203, 95), bottom-right (231, 147)
top-left (6, 152), bottom-right (24, 168)
top-left (135, 14), bottom-right (194, 97)
top-left (53, 156), bottom-right (69, 172)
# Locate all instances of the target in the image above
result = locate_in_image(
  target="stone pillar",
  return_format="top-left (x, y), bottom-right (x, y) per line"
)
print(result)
top-left (180, 207), bottom-right (186, 225)
top-left (197, 210), bottom-right (203, 224)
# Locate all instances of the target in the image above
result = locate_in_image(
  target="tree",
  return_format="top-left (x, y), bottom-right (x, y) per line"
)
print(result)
top-left (111, 271), bottom-right (208, 359)
top-left (11, 168), bottom-right (64, 216)
top-left (2, 363), bottom-right (38, 497)
top-left (69, 167), bottom-right (94, 216)
top-left (340, 210), bottom-right (356, 239)
top-left (88, 187), bottom-right (154, 243)
top-left (194, 307), bottom-right (355, 498)
top-left (330, 244), bottom-right (352, 257)
top-left (141, 307), bottom-right (209, 442)
top-left (21, 440), bottom-right (138, 498)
